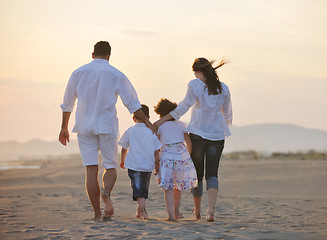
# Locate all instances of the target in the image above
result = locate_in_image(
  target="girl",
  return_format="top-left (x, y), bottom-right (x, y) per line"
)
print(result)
top-left (154, 98), bottom-right (198, 221)
top-left (154, 58), bottom-right (232, 222)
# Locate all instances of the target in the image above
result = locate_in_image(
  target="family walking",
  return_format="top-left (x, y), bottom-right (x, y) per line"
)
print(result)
top-left (59, 41), bottom-right (233, 222)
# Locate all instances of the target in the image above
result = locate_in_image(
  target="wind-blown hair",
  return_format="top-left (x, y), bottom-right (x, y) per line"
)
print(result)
top-left (192, 57), bottom-right (228, 95)
top-left (154, 98), bottom-right (177, 119)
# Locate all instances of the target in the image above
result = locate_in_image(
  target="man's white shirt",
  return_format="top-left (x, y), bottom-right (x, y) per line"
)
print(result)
top-left (61, 59), bottom-right (141, 136)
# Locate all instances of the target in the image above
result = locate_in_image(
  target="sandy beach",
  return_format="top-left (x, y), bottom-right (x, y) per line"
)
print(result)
top-left (0, 156), bottom-right (326, 240)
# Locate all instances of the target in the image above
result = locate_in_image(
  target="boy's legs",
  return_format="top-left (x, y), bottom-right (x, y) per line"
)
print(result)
top-left (128, 170), bottom-right (151, 219)
top-left (136, 197), bottom-right (148, 219)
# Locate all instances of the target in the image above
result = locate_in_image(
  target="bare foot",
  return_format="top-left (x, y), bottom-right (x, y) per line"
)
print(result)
top-left (166, 217), bottom-right (178, 222)
top-left (102, 191), bottom-right (114, 219)
top-left (206, 210), bottom-right (214, 222)
top-left (192, 208), bottom-right (201, 220)
top-left (141, 208), bottom-right (149, 220)
top-left (93, 212), bottom-right (102, 220)
top-left (136, 207), bottom-right (142, 218)
top-left (174, 211), bottom-right (184, 220)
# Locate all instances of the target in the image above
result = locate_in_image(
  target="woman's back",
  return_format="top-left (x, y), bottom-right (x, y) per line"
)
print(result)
top-left (170, 79), bottom-right (232, 141)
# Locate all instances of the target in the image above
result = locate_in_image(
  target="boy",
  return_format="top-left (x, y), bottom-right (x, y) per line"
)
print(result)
top-left (118, 104), bottom-right (162, 219)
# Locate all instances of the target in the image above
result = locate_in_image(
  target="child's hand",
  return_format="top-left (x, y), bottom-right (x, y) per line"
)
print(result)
top-left (120, 162), bottom-right (125, 169)
top-left (154, 163), bottom-right (159, 175)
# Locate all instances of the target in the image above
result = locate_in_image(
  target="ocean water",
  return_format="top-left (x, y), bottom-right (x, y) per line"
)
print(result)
top-left (0, 162), bottom-right (41, 170)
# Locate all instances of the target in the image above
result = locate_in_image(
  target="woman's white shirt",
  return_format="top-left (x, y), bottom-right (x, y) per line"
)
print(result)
top-left (170, 79), bottom-right (232, 141)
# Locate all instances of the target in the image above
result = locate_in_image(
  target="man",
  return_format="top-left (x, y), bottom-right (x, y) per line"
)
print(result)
top-left (59, 41), bottom-right (154, 221)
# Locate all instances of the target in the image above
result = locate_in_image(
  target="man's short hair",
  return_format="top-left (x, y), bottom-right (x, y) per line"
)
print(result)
top-left (93, 41), bottom-right (111, 57)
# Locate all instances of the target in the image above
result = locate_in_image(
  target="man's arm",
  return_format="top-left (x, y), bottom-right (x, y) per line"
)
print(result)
top-left (59, 111), bottom-right (71, 146)
top-left (133, 108), bottom-right (155, 133)
top-left (120, 148), bottom-right (128, 169)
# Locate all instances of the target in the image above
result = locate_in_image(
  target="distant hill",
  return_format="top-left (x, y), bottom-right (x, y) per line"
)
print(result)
top-left (0, 123), bottom-right (326, 160)
top-left (225, 123), bottom-right (327, 153)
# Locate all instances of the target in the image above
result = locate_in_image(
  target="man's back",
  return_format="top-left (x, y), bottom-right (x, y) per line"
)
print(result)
top-left (61, 59), bottom-right (141, 136)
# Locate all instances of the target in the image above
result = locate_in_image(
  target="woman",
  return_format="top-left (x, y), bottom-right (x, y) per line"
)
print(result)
top-left (154, 57), bottom-right (232, 222)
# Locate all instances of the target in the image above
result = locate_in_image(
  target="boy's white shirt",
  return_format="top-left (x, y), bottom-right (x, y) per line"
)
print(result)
top-left (118, 123), bottom-right (162, 172)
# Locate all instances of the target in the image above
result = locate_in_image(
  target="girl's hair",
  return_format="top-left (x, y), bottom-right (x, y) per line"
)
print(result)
top-left (154, 98), bottom-right (177, 118)
top-left (192, 57), bottom-right (228, 95)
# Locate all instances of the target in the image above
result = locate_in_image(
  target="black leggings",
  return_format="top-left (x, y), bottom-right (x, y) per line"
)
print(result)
top-left (190, 133), bottom-right (224, 196)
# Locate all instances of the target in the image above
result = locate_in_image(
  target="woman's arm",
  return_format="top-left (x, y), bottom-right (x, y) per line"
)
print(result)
top-left (222, 85), bottom-right (233, 126)
top-left (169, 82), bottom-right (197, 121)
top-left (153, 113), bottom-right (173, 131)
top-left (154, 81), bottom-right (197, 130)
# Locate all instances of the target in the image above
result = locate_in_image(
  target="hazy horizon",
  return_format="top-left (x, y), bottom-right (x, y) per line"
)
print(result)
top-left (1, 122), bottom-right (326, 144)
top-left (1, 0), bottom-right (326, 142)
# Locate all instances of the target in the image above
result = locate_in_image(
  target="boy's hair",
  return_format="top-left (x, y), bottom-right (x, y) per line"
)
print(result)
top-left (133, 104), bottom-right (149, 120)
top-left (93, 41), bottom-right (111, 57)
top-left (154, 98), bottom-right (177, 118)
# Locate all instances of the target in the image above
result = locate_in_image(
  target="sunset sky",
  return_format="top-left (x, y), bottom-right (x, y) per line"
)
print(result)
top-left (0, 0), bottom-right (326, 142)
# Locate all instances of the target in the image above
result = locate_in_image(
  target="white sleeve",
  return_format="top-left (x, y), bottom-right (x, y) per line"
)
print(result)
top-left (180, 121), bottom-right (187, 132)
top-left (170, 82), bottom-right (197, 120)
top-left (118, 73), bottom-right (142, 114)
top-left (60, 72), bottom-right (77, 112)
top-left (221, 85), bottom-right (233, 126)
top-left (153, 135), bottom-right (162, 151)
top-left (118, 130), bottom-right (130, 149)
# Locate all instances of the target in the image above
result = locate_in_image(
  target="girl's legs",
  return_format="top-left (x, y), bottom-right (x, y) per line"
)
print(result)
top-left (173, 189), bottom-right (183, 219)
top-left (164, 190), bottom-right (175, 220)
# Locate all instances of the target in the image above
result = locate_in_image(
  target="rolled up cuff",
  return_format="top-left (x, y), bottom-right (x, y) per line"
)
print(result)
top-left (169, 110), bottom-right (180, 120)
top-left (128, 102), bottom-right (142, 114)
top-left (60, 104), bottom-right (74, 112)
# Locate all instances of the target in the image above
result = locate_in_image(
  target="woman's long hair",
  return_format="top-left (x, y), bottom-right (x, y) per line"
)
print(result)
top-left (192, 57), bottom-right (228, 95)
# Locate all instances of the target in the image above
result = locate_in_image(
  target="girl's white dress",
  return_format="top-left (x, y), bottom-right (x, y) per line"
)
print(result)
top-left (157, 121), bottom-right (198, 190)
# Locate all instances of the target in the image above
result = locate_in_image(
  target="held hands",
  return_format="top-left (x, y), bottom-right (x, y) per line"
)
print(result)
top-left (154, 114), bottom-right (172, 132)
top-left (153, 119), bottom-right (164, 132)
top-left (59, 128), bottom-right (70, 146)
top-left (144, 119), bottom-right (156, 134)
